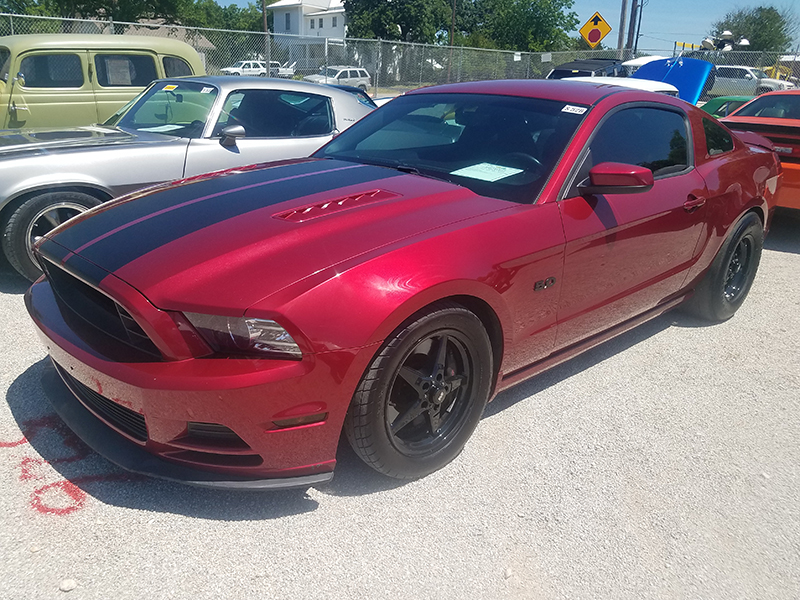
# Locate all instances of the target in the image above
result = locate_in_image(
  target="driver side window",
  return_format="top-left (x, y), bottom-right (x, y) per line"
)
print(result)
top-left (567, 106), bottom-right (690, 197)
top-left (215, 89), bottom-right (334, 138)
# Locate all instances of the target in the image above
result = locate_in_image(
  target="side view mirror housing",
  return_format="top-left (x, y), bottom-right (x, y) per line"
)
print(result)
top-left (219, 124), bottom-right (245, 147)
top-left (578, 162), bottom-right (654, 196)
top-left (13, 72), bottom-right (25, 86)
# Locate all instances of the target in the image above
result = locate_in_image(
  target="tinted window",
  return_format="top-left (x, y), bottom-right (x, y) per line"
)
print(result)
top-left (20, 54), bottom-right (83, 88)
top-left (0, 48), bottom-right (10, 81)
top-left (317, 93), bottom-right (587, 203)
top-left (94, 54), bottom-right (157, 87)
top-left (163, 56), bottom-right (193, 77)
top-left (588, 107), bottom-right (689, 176)
top-left (216, 89), bottom-right (333, 138)
top-left (703, 118), bottom-right (734, 156)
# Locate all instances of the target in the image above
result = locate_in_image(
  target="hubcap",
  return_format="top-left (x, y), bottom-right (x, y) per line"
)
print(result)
top-left (25, 202), bottom-right (88, 264)
top-left (386, 330), bottom-right (472, 456)
top-left (723, 237), bottom-right (752, 302)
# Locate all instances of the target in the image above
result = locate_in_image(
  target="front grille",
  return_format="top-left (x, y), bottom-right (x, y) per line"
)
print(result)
top-left (185, 422), bottom-right (251, 449)
top-left (42, 258), bottom-right (162, 359)
top-left (56, 363), bottom-right (148, 442)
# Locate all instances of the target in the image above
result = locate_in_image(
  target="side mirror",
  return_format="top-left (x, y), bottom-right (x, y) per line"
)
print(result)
top-left (219, 124), bottom-right (246, 147)
top-left (744, 73), bottom-right (753, 80)
top-left (14, 72), bottom-right (25, 86)
top-left (578, 162), bottom-right (654, 196)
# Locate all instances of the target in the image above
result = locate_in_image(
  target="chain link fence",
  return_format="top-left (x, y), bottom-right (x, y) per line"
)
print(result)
top-left (1, 12), bottom-right (798, 99)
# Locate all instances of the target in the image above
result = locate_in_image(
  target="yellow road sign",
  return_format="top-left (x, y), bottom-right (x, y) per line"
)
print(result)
top-left (579, 12), bottom-right (612, 49)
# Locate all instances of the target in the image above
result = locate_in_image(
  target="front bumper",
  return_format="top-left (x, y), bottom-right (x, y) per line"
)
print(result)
top-left (777, 160), bottom-right (800, 210)
top-left (41, 361), bottom-right (332, 490)
top-left (26, 278), bottom-right (376, 489)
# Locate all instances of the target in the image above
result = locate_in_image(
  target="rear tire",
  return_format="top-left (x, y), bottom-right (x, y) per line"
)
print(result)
top-left (684, 212), bottom-right (763, 322)
top-left (345, 302), bottom-right (493, 479)
top-left (1, 191), bottom-right (101, 281)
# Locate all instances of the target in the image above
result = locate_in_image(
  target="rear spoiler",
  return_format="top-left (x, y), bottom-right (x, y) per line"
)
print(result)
top-left (731, 130), bottom-right (775, 152)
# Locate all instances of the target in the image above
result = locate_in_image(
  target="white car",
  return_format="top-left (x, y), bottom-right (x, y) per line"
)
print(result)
top-left (221, 60), bottom-right (268, 77)
top-left (304, 66), bottom-right (371, 91)
top-left (709, 65), bottom-right (795, 97)
top-left (569, 77), bottom-right (679, 96)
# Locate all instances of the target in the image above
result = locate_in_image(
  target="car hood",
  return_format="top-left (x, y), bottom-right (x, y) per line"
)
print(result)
top-left (39, 158), bottom-right (511, 313)
top-left (0, 125), bottom-right (171, 158)
top-left (303, 74), bottom-right (329, 83)
top-left (631, 57), bottom-right (713, 104)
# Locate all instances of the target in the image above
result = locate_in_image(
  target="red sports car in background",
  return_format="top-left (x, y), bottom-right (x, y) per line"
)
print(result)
top-left (26, 80), bottom-right (781, 489)
top-left (722, 89), bottom-right (800, 210)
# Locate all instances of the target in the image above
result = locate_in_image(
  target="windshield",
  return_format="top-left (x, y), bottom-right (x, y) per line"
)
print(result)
top-left (753, 69), bottom-right (769, 79)
top-left (232, 61), bottom-right (246, 68)
top-left (733, 94), bottom-right (800, 119)
top-left (107, 80), bottom-right (219, 137)
top-left (0, 48), bottom-right (10, 82)
top-left (323, 68), bottom-right (340, 78)
top-left (315, 92), bottom-right (587, 203)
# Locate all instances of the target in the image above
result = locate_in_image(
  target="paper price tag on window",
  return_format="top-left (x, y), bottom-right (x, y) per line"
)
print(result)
top-left (562, 105), bottom-right (587, 115)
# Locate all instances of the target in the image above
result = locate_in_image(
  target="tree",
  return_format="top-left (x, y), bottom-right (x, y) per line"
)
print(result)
top-left (473, 0), bottom-right (579, 52)
top-left (344, 0), bottom-right (450, 43)
top-left (711, 5), bottom-right (797, 52)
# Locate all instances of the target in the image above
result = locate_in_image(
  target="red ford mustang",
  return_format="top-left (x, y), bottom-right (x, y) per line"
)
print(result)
top-left (26, 80), bottom-right (781, 489)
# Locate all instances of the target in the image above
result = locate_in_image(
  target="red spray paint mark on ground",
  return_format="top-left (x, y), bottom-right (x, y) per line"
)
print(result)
top-left (2, 414), bottom-right (142, 515)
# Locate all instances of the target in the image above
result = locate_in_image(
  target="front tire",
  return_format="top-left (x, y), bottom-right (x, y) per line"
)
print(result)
top-left (685, 212), bottom-right (763, 322)
top-left (1, 191), bottom-right (101, 281)
top-left (345, 302), bottom-right (493, 479)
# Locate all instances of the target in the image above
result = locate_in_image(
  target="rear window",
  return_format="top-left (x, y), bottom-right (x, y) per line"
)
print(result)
top-left (163, 56), bottom-right (193, 77)
top-left (19, 53), bottom-right (83, 88)
top-left (94, 54), bottom-right (157, 87)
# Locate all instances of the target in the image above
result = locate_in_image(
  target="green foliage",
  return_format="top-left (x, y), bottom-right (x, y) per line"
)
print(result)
top-left (711, 5), bottom-right (797, 52)
top-left (344, 0), bottom-right (450, 43)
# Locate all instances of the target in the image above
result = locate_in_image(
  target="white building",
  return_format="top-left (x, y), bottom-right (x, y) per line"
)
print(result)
top-left (267, 0), bottom-right (346, 39)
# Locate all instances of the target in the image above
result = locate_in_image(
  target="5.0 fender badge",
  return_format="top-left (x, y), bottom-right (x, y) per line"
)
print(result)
top-left (534, 277), bottom-right (556, 291)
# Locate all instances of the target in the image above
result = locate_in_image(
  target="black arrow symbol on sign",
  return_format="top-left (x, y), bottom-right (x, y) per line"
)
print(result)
top-left (591, 15), bottom-right (602, 25)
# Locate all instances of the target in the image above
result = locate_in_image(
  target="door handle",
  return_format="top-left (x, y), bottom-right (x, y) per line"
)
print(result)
top-left (683, 195), bottom-right (706, 212)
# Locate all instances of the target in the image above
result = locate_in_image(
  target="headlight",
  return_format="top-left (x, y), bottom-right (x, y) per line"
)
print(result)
top-left (184, 312), bottom-right (302, 359)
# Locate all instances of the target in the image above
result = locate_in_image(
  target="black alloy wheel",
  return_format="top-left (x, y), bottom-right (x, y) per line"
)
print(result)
top-left (345, 302), bottom-right (493, 479)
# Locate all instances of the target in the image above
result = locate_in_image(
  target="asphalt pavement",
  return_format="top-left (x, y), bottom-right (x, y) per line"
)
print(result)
top-left (1, 209), bottom-right (798, 600)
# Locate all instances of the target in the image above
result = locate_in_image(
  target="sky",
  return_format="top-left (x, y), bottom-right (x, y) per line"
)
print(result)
top-left (227, 0), bottom-right (798, 54)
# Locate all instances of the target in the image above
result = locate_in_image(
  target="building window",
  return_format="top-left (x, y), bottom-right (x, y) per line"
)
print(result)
top-left (285, 12), bottom-right (290, 30)
top-left (332, 16), bottom-right (337, 28)
top-left (310, 19), bottom-right (314, 29)
top-left (319, 18), bottom-right (323, 28)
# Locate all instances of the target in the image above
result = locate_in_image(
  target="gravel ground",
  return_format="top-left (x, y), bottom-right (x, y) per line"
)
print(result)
top-left (1, 209), bottom-right (798, 600)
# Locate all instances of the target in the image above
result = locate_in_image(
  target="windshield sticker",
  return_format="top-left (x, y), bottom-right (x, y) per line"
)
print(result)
top-left (562, 105), bottom-right (588, 115)
top-left (201, 87), bottom-right (214, 94)
top-left (138, 124), bottom-right (184, 133)
top-left (162, 85), bottom-right (178, 91)
top-left (451, 163), bottom-right (523, 182)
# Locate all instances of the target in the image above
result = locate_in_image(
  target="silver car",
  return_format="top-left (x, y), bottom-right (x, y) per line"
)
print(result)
top-left (0, 76), bottom-right (374, 280)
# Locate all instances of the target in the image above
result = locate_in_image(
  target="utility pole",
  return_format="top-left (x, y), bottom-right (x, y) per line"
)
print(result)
top-left (617, 0), bottom-right (629, 58)
top-left (625, 0), bottom-right (638, 51)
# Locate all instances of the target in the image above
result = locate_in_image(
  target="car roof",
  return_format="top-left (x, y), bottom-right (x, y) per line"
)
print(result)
top-left (407, 79), bottom-right (642, 106)
top-left (0, 34), bottom-right (195, 54)
top-left (157, 75), bottom-right (362, 100)
top-left (550, 59), bottom-right (622, 71)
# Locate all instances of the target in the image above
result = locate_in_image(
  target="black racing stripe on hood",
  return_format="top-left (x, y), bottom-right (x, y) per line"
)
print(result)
top-left (62, 160), bottom-right (402, 274)
top-left (51, 159), bottom-right (333, 252)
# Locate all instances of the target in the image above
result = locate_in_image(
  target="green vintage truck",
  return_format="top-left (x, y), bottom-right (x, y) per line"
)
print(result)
top-left (0, 34), bottom-right (205, 129)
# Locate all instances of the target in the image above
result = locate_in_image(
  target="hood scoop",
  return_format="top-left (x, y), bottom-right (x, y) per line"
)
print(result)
top-left (274, 189), bottom-right (400, 223)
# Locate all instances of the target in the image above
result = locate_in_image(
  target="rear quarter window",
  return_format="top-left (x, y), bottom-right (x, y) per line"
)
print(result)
top-left (163, 56), bottom-right (193, 77)
top-left (703, 118), bottom-right (734, 156)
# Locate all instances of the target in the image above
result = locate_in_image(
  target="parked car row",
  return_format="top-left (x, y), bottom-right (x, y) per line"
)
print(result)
top-left (220, 60), bottom-right (296, 78)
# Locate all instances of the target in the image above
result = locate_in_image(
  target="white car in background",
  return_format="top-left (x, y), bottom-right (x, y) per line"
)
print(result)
top-left (304, 66), bottom-right (371, 91)
top-left (569, 77), bottom-right (679, 96)
top-left (221, 61), bottom-right (296, 78)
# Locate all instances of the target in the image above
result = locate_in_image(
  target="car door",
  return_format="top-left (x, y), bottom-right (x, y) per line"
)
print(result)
top-left (6, 50), bottom-right (96, 128)
top-left (183, 88), bottom-right (336, 176)
top-left (554, 104), bottom-right (708, 349)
